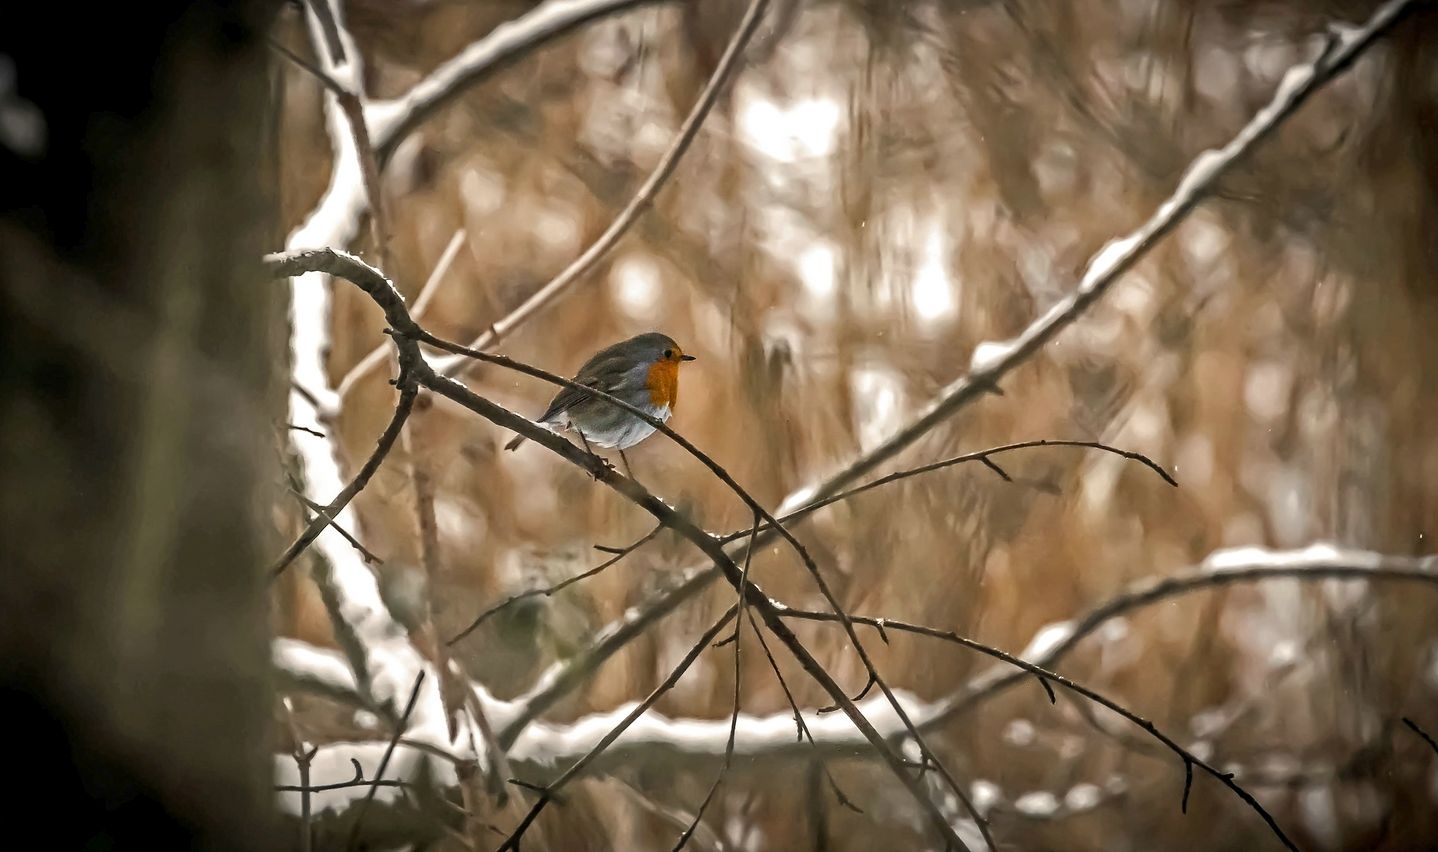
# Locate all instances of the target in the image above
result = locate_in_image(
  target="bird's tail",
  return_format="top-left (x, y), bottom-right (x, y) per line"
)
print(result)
top-left (504, 434), bottom-right (526, 451)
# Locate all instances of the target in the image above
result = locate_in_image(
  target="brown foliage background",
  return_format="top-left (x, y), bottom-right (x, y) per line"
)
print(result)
top-left (274, 1), bottom-right (1438, 849)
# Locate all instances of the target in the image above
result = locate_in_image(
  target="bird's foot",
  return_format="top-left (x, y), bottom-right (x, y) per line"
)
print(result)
top-left (586, 452), bottom-right (616, 479)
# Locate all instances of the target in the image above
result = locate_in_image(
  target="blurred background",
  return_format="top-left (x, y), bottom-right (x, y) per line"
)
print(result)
top-left (270, 0), bottom-right (1438, 849)
top-left (5, 0), bottom-right (1435, 850)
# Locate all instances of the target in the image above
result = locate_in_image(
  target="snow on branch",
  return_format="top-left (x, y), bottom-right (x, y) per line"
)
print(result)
top-left (368, 0), bottom-right (670, 158)
top-left (924, 544), bottom-right (1438, 727)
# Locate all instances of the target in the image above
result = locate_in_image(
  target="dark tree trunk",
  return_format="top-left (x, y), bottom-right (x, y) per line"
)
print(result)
top-left (1, 2), bottom-right (283, 847)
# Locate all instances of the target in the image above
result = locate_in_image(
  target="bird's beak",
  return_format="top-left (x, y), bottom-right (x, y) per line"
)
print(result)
top-left (681, 354), bottom-right (697, 361)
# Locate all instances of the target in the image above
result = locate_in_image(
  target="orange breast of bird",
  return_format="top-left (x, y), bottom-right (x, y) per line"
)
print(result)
top-left (646, 359), bottom-right (679, 409)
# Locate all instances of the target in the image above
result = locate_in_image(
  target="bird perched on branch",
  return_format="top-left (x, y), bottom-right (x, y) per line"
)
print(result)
top-left (504, 332), bottom-right (697, 457)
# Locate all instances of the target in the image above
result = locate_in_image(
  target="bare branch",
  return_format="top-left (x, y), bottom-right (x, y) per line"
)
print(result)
top-left (346, 672), bottom-right (427, 851)
top-left (434, 0), bottom-right (771, 372)
top-left (498, 606), bottom-right (739, 852)
top-left (287, 485), bottom-right (383, 565)
top-left (674, 515), bottom-right (761, 851)
top-left (775, 606), bottom-right (1299, 850)
top-left (369, 0), bottom-right (675, 161)
top-left (1402, 717), bottom-right (1438, 757)
top-left (269, 385), bottom-right (415, 580)
top-left (447, 523), bottom-right (663, 645)
top-left (927, 547), bottom-right (1438, 726)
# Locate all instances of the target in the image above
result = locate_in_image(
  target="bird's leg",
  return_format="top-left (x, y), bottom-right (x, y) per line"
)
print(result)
top-left (575, 429), bottom-right (614, 476)
top-left (618, 449), bottom-right (636, 482)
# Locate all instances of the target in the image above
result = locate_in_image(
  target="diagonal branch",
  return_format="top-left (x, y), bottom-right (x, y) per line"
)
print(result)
top-left (369, 0), bottom-right (675, 162)
top-left (497, 606), bottom-right (738, 851)
top-left (776, 606), bottom-right (1300, 850)
top-left (490, 0), bottom-right (1420, 748)
top-left (269, 386), bottom-right (415, 580)
top-left (925, 545), bottom-right (1438, 727)
top-left (433, 0), bottom-right (771, 374)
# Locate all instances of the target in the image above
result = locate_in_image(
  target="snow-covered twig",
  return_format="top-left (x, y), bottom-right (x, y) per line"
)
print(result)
top-left (367, 0), bottom-right (671, 159)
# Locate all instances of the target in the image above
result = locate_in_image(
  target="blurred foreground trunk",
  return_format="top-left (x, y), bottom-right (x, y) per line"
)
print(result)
top-left (0, 1), bottom-right (281, 847)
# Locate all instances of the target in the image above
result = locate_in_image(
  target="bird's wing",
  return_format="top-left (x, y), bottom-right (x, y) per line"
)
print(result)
top-left (536, 351), bottom-right (638, 423)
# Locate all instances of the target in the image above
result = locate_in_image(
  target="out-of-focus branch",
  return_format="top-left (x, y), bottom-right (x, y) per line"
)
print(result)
top-left (925, 546), bottom-right (1438, 726)
top-left (448, 524), bottom-right (663, 644)
top-left (346, 672), bottom-right (427, 850)
top-left (432, 0), bottom-right (771, 374)
top-left (491, 0), bottom-right (1419, 748)
top-left (368, 0), bottom-right (675, 161)
top-left (302, 0), bottom-right (390, 269)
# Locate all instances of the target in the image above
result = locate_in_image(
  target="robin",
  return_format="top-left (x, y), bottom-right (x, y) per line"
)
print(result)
top-left (504, 332), bottom-right (697, 457)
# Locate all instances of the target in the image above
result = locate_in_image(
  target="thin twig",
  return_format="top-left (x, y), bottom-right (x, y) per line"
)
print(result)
top-left (337, 228), bottom-right (466, 404)
top-left (287, 486), bottom-right (383, 564)
top-left (268, 36), bottom-right (348, 97)
top-left (748, 600), bottom-right (864, 814)
top-left (674, 515), bottom-right (761, 850)
top-left (1402, 717), bottom-right (1438, 756)
top-left (447, 523), bottom-right (663, 645)
top-left (287, 421), bottom-right (328, 438)
top-left (346, 672), bottom-right (427, 851)
top-left (435, 0), bottom-right (772, 373)
top-left (269, 385), bottom-right (416, 579)
top-left (498, 607), bottom-right (739, 852)
top-left (928, 552), bottom-right (1438, 727)
top-left (277, 770), bottom-right (410, 794)
top-left (776, 606), bottom-right (1299, 851)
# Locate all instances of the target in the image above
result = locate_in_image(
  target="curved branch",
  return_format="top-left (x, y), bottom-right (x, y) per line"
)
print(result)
top-left (775, 604), bottom-right (1305, 850)
top-left (433, 0), bottom-right (768, 371)
top-left (925, 546), bottom-right (1438, 726)
top-left (370, 0), bottom-right (674, 161)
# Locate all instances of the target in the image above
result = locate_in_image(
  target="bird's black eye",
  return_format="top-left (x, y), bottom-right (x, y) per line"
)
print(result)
top-left (663, 349), bottom-right (674, 359)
